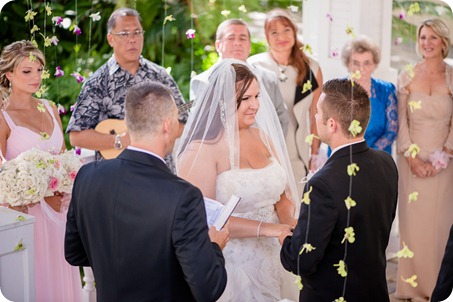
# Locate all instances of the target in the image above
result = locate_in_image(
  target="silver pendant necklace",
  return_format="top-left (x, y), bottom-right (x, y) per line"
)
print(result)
top-left (277, 64), bottom-right (288, 82)
top-left (271, 53), bottom-right (288, 83)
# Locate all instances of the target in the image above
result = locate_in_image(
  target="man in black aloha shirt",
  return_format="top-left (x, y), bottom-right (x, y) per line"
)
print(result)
top-left (67, 7), bottom-right (187, 172)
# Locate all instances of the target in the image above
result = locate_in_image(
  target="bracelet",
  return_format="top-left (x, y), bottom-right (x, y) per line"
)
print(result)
top-left (257, 220), bottom-right (263, 238)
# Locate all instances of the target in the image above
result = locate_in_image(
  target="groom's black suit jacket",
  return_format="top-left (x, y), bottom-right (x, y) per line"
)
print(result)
top-left (65, 149), bottom-right (227, 302)
top-left (281, 141), bottom-right (398, 302)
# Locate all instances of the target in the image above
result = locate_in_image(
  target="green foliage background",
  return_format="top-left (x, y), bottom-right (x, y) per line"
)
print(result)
top-left (0, 0), bottom-right (293, 147)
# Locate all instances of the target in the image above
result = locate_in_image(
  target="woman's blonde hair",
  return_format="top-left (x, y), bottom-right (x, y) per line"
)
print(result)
top-left (0, 40), bottom-right (45, 110)
top-left (417, 18), bottom-right (451, 59)
top-left (264, 9), bottom-right (310, 85)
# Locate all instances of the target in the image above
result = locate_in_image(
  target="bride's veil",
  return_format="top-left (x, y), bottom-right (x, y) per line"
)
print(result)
top-left (176, 59), bottom-right (299, 207)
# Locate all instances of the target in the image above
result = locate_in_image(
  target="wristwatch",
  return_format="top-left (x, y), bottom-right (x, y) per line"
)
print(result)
top-left (114, 134), bottom-right (123, 150)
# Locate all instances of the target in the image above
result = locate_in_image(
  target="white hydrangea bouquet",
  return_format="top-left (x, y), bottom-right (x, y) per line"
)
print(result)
top-left (0, 148), bottom-right (83, 207)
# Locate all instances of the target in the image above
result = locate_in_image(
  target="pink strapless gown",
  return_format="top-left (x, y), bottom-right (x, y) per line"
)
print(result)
top-left (3, 100), bottom-right (82, 302)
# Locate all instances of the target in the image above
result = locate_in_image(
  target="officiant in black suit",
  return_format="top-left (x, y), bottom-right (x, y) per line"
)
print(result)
top-left (279, 79), bottom-right (398, 302)
top-left (65, 81), bottom-right (228, 302)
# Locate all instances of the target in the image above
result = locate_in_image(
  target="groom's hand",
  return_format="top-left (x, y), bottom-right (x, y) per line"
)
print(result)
top-left (208, 224), bottom-right (229, 250)
top-left (278, 228), bottom-right (293, 246)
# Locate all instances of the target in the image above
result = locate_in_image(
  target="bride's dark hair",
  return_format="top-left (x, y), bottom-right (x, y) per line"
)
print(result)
top-left (233, 63), bottom-right (257, 109)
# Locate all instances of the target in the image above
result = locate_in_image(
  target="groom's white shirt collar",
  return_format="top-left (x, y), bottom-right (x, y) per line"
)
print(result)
top-left (331, 139), bottom-right (365, 156)
top-left (127, 146), bottom-right (166, 165)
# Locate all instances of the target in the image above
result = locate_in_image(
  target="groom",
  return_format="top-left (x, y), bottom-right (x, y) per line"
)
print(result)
top-left (279, 79), bottom-right (398, 301)
top-left (65, 81), bottom-right (228, 301)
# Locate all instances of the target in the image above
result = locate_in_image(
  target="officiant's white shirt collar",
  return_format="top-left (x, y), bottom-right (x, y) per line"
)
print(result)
top-left (127, 146), bottom-right (166, 165)
top-left (331, 139), bottom-right (365, 156)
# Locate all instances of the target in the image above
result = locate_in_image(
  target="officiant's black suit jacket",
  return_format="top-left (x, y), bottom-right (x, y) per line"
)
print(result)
top-left (65, 149), bottom-right (227, 302)
top-left (281, 141), bottom-right (398, 302)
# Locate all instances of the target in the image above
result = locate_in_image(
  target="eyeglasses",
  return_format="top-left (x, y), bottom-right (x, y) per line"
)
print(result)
top-left (110, 30), bottom-right (145, 39)
top-left (351, 60), bottom-right (374, 69)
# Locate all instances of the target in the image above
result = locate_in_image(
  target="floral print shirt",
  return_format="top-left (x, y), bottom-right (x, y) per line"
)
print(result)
top-left (67, 55), bottom-right (187, 172)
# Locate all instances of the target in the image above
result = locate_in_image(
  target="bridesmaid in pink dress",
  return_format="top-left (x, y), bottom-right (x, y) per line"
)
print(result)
top-left (0, 41), bottom-right (82, 302)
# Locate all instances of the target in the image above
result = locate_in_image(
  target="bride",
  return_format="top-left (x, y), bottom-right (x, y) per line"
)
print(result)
top-left (177, 59), bottom-right (299, 301)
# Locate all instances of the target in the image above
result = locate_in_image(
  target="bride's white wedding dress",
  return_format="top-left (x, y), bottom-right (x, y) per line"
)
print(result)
top-left (216, 157), bottom-right (299, 302)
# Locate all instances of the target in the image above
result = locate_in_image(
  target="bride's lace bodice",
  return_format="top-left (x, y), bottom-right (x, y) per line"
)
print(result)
top-left (216, 157), bottom-right (286, 217)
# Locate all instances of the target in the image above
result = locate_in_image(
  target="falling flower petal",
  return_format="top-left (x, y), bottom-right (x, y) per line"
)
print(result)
top-left (41, 69), bottom-right (50, 80)
top-left (25, 10), bottom-right (37, 22)
top-left (302, 186), bottom-right (313, 205)
top-left (30, 25), bottom-right (40, 34)
top-left (404, 144), bottom-right (420, 158)
top-left (334, 260), bottom-right (347, 277)
top-left (347, 163), bottom-right (360, 176)
top-left (326, 13), bottom-right (333, 21)
top-left (288, 5), bottom-right (299, 13)
top-left (40, 132), bottom-right (50, 140)
top-left (342, 226), bottom-right (356, 244)
top-left (397, 242), bottom-right (415, 259)
top-left (89, 12), bottom-right (101, 22)
top-left (294, 275), bottom-right (303, 290)
top-left (43, 36), bottom-right (52, 47)
top-left (73, 25), bottom-right (82, 36)
top-left (31, 40), bottom-right (38, 48)
top-left (344, 196), bottom-right (357, 210)
top-left (408, 192), bottom-right (418, 203)
top-left (16, 215), bottom-right (26, 222)
top-left (37, 103), bottom-right (46, 113)
top-left (165, 67), bottom-right (172, 75)
top-left (14, 239), bottom-right (25, 252)
top-left (29, 52), bottom-right (36, 62)
top-left (331, 48), bottom-right (339, 57)
top-left (70, 72), bottom-right (84, 83)
top-left (221, 10), bottom-right (231, 17)
top-left (45, 3), bottom-right (52, 16)
top-left (302, 80), bottom-right (312, 93)
top-left (394, 37), bottom-right (403, 46)
top-left (401, 275), bottom-right (418, 287)
top-left (57, 104), bottom-right (66, 115)
top-left (55, 66), bottom-right (64, 77)
top-left (35, 85), bottom-right (48, 98)
top-left (185, 29), bottom-right (196, 39)
top-left (238, 5), bottom-right (247, 13)
top-left (345, 26), bottom-right (356, 38)
top-left (348, 120), bottom-right (362, 137)
top-left (350, 70), bottom-right (361, 82)
top-left (408, 100), bottom-right (422, 113)
top-left (303, 44), bottom-right (313, 55)
top-left (305, 134), bottom-right (319, 146)
top-left (70, 104), bottom-right (75, 112)
top-left (164, 15), bottom-right (175, 24)
top-left (407, 3), bottom-right (421, 16)
top-left (405, 64), bottom-right (415, 79)
top-left (52, 16), bottom-right (63, 26)
top-left (299, 243), bottom-right (316, 254)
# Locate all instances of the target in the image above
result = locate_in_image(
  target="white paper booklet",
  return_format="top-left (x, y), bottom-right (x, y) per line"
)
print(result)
top-left (204, 195), bottom-right (241, 230)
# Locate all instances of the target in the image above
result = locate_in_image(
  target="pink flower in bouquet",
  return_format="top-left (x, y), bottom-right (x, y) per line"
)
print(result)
top-left (75, 147), bottom-right (81, 155)
top-left (70, 104), bottom-right (76, 112)
top-left (69, 170), bottom-right (77, 181)
top-left (48, 176), bottom-right (60, 191)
